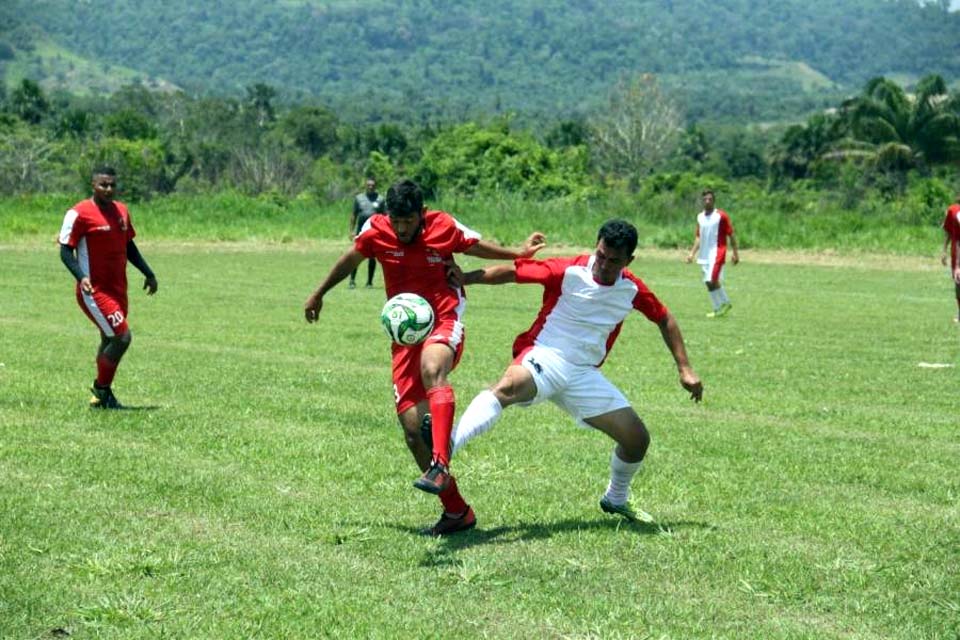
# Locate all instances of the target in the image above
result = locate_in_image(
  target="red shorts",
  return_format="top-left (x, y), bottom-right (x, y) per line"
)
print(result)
top-left (391, 316), bottom-right (465, 414)
top-left (76, 287), bottom-right (129, 336)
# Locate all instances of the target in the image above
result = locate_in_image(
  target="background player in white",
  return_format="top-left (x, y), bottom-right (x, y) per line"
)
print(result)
top-left (686, 188), bottom-right (739, 317)
top-left (451, 219), bottom-right (702, 523)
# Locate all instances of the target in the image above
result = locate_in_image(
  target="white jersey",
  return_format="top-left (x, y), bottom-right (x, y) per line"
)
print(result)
top-left (511, 255), bottom-right (668, 367)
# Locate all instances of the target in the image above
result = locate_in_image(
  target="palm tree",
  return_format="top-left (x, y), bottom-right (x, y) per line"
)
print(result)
top-left (832, 75), bottom-right (960, 171)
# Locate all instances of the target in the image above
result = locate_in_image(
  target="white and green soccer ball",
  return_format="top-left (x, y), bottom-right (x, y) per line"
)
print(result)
top-left (380, 293), bottom-right (435, 346)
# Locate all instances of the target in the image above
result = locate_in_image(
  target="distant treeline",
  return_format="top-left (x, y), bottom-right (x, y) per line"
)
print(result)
top-left (2, 0), bottom-right (960, 123)
top-left (0, 72), bottom-right (958, 207)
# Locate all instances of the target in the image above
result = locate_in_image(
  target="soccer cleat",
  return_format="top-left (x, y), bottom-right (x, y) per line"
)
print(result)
top-left (414, 459), bottom-right (451, 494)
top-left (424, 505), bottom-right (476, 537)
top-left (600, 497), bottom-right (654, 524)
top-left (348, 281), bottom-right (357, 289)
top-left (365, 283), bottom-right (374, 289)
top-left (89, 383), bottom-right (123, 410)
top-left (419, 413), bottom-right (433, 449)
top-left (716, 302), bottom-right (732, 317)
top-left (706, 310), bottom-right (720, 318)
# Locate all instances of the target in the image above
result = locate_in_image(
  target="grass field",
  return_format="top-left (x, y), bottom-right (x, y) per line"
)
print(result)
top-left (1, 242), bottom-right (958, 639)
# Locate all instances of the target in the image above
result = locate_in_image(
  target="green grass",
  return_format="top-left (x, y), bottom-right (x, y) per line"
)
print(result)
top-left (0, 189), bottom-right (945, 257)
top-left (1, 243), bottom-right (958, 638)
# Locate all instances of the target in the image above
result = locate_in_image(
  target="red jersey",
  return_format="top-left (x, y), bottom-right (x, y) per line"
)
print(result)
top-left (354, 210), bottom-right (481, 319)
top-left (512, 255), bottom-right (668, 367)
top-left (943, 204), bottom-right (960, 269)
top-left (59, 199), bottom-right (136, 296)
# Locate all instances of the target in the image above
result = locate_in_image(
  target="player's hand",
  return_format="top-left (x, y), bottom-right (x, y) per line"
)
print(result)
top-left (942, 253), bottom-right (948, 267)
top-left (445, 258), bottom-right (465, 290)
top-left (732, 253), bottom-right (740, 265)
top-left (80, 276), bottom-right (94, 295)
top-left (953, 267), bottom-right (960, 285)
top-left (685, 254), bottom-right (693, 263)
top-left (143, 275), bottom-right (158, 295)
top-left (680, 369), bottom-right (703, 403)
top-left (521, 232), bottom-right (547, 257)
top-left (304, 292), bottom-right (323, 323)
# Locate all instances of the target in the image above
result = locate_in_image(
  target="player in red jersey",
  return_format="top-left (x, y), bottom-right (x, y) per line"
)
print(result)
top-left (58, 167), bottom-right (158, 409)
top-left (303, 179), bottom-right (545, 535)
top-left (451, 220), bottom-right (702, 523)
top-left (686, 189), bottom-right (739, 317)
top-left (940, 192), bottom-right (960, 323)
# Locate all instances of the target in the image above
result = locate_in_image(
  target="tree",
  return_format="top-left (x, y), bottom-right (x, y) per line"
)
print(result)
top-left (277, 105), bottom-right (339, 158)
top-left (835, 75), bottom-right (960, 169)
top-left (589, 74), bottom-right (682, 185)
top-left (245, 83), bottom-right (277, 129)
top-left (9, 79), bottom-right (49, 125)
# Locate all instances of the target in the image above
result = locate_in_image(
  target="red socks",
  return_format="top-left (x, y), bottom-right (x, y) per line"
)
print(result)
top-left (95, 354), bottom-right (119, 387)
top-left (438, 476), bottom-right (468, 514)
top-left (426, 385), bottom-right (455, 465)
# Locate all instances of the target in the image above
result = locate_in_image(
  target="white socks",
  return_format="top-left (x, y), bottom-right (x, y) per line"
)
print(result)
top-left (602, 449), bottom-right (643, 505)
top-left (451, 389), bottom-right (503, 456)
top-left (708, 288), bottom-right (723, 310)
top-left (717, 286), bottom-right (730, 305)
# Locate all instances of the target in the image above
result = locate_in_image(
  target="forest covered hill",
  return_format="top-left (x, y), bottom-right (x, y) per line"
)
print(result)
top-left (1, 0), bottom-right (959, 124)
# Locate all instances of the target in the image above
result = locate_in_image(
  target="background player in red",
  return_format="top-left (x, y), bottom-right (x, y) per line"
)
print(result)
top-left (686, 188), bottom-right (739, 317)
top-left (940, 192), bottom-right (960, 323)
top-left (450, 219), bottom-right (702, 523)
top-left (58, 166), bottom-right (158, 409)
top-left (303, 178), bottom-right (545, 535)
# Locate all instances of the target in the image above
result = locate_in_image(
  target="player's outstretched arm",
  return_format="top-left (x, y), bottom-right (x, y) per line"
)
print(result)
top-left (461, 263), bottom-right (518, 286)
top-left (730, 232), bottom-right (740, 265)
top-left (465, 232), bottom-right (546, 260)
top-left (304, 248), bottom-right (365, 323)
top-left (656, 312), bottom-right (703, 402)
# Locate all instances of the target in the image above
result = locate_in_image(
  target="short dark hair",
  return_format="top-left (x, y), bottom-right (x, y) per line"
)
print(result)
top-left (386, 179), bottom-right (423, 217)
top-left (92, 166), bottom-right (117, 179)
top-left (597, 219), bottom-right (638, 256)
top-left (702, 188), bottom-right (714, 197)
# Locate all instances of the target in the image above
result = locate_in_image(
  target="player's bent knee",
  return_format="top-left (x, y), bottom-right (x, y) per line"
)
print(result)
top-left (619, 419), bottom-right (650, 458)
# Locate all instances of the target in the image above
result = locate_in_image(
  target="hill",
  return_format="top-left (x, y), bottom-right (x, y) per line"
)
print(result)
top-left (2, 0), bottom-right (959, 123)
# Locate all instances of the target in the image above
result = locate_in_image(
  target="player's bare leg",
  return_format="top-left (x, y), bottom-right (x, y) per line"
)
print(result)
top-left (586, 408), bottom-right (655, 523)
top-left (954, 282), bottom-right (960, 322)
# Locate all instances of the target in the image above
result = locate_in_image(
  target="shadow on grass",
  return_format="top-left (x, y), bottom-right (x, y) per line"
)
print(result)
top-left (383, 516), bottom-right (717, 564)
top-left (91, 405), bottom-right (163, 412)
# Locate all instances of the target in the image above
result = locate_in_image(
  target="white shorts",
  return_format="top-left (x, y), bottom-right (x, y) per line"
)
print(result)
top-left (517, 345), bottom-right (630, 427)
top-left (700, 262), bottom-right (725, 283)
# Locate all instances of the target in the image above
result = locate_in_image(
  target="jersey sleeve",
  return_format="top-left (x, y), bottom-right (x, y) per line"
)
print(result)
top-left (353, 222), bottom-right (378, 257)
top-left (944, 208), bottom-right (960, 237)
top-left (445, 215), bottom-right (482, 253)
top-left (58, 208), bottom-right (84, 247)
top-left (123, 206), bottom-right (136, 242)
top-left (514, 257), bottom-right (570, 287)
top-left (719, 210), bottom-right (734, 236)
top-left (625, 271), bottom-right (669, 323)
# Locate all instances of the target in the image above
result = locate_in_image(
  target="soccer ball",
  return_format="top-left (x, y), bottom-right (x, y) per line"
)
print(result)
top-left (380, 293), bottom-right (435, 345)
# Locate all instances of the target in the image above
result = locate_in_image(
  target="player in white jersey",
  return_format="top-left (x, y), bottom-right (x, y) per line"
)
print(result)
top-left (686, 189), bottom-right (739, 317)
top-left (451, 219), bottom-right (702, 523)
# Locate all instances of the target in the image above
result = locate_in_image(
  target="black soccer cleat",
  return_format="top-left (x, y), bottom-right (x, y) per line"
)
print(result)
top-left (89, 383), bottom-right (123, 410)
top-left (423, 505), bottom-right (476, 537)
top-left (414, 459), bottom-right (451, 495)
